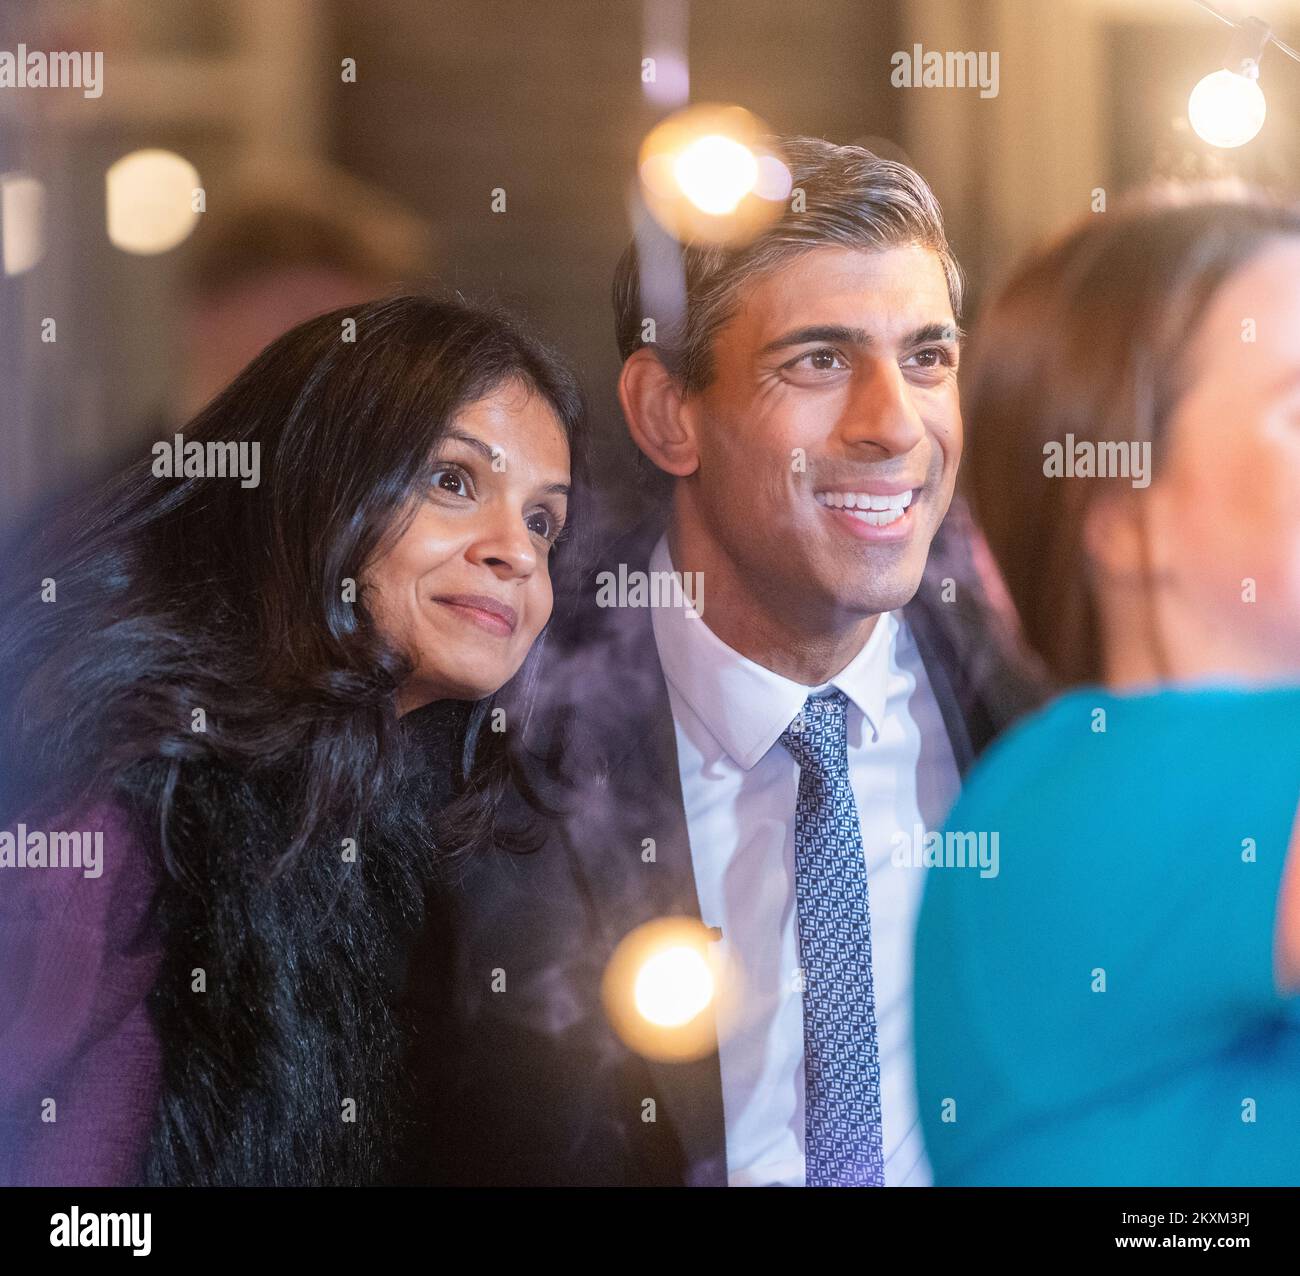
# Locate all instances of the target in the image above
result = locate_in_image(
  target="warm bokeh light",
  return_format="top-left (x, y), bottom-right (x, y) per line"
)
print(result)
top-left (602, 916), bottom-right (738, 1062)
top-left (638, 103), bottom-right (788, 246)
top-left (0, 173), bottom-right (46, 276)
top-left (672, 133), bottom-right (759, 216)
top-left (634, 943), bottom-right (715, 1027)
top-left (1188, 68), bottom-right (1267, 149)
top-left (106, 149), bottom-right (202, 255)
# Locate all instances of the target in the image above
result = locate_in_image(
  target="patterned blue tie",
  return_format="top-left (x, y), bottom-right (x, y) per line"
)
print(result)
top-left (780, 690), bottom-right (885, 1187)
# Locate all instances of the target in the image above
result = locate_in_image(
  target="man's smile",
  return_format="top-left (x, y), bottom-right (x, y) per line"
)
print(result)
top-left (814, 484), bottom-right (925, 536)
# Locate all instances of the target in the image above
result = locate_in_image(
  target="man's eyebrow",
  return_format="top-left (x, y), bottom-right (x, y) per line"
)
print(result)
top-left (907, 321), bottom-right (963, 346)
top-left (759, 321), bottom-right (962, 356)
top-left (759, 325), bottom-right (869, 355)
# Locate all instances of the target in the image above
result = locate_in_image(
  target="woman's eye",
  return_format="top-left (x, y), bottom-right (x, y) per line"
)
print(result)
top-left (430, 466), bottom-right (472, 498)
top-left (526, 510), bottom-right (562, 544)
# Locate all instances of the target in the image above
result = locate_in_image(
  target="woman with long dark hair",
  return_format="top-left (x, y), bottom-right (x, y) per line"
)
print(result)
top-left (913, 188), bottom-right (1300, 1185)
top-left (0, 294), bottom-right (585, 1186)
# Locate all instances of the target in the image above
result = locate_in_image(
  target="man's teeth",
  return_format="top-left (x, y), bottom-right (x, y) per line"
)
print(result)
top-left (815, 489), bottom-right (914, 526)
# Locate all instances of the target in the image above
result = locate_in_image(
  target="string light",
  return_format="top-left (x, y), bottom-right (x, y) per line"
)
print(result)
top-left (1187, 1), bottom-right (1300, 148)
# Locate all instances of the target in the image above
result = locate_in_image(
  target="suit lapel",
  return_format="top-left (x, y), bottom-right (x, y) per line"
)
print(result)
top-left (904, 592), bottom-right (977, 777)
top-left (620, 639), bottom-right (727, 1186)
top-left (549, 570), bottom-right (727, 1185)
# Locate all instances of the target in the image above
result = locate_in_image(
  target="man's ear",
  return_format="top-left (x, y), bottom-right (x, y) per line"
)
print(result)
top-left (617, 347), bottom-right (699, 477)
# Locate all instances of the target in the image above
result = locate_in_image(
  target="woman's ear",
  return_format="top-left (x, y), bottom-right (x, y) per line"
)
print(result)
top-left (617, 348), bottom-right (699, 477)
top-left (1082, 487), bottom-right (1155, 583)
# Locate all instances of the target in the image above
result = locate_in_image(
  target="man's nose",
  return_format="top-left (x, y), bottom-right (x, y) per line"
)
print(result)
top-left (838, 359), bottom-right (927, 457)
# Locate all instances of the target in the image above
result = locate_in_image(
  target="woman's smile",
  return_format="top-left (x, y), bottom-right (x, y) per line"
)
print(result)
top-left (430, 591), bottom-right (519, 637)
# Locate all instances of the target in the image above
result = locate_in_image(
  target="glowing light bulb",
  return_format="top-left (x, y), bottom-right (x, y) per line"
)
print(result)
top-left (634, 944), bottom-right (715, 1027)
top-left (672, 133), bottom-right (759, 216)
top-left (106, 149), bottom-right (201, 254)
top-left (1188, 67), bottom-right (1267, 149)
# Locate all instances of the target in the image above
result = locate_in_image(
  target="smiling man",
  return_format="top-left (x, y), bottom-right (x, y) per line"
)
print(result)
top-left (414, 138), bottom-right (1041, 1188)
top-left (620, 239), bottom-right (961, 680)
top-left (610, 139), bottom-right (983, 1188)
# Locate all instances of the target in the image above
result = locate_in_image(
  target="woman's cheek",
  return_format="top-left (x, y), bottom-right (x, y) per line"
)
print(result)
top-left (528, 571), bottom-right (555, 641)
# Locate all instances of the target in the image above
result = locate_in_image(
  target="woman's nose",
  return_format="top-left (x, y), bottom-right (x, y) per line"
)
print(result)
top-left (466, 506), bottom-right (538, 579)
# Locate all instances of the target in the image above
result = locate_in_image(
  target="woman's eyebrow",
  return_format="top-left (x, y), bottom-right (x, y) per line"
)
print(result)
top-left (440, 430), bottom-right (497, 461)
top-left (443, 432), bottom-right (571, 497)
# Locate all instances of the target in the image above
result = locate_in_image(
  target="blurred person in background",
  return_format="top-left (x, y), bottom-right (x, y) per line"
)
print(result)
top-left (0, 295), bottom-right (583, 1186)
top-left (915, 188), bottom-right (1300, 1185)
top-left (176, 167), bottom-right (433, 421)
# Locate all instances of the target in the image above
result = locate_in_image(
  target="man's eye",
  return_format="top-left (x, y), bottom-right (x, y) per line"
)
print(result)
top-left (798, 348), bottom-right (848, 372)
top-left (908, 347), bottom-right (955, 369)
top-left (430, 466), bottom-right (472, 497)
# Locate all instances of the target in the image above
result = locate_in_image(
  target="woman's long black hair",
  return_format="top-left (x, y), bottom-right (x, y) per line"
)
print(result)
top-left (0, 294), bottom-right (587, 1184)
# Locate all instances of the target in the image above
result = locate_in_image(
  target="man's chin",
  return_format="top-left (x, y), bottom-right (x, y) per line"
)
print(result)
top-left (823, 539), bottom-right (931, 607)
top-left (834, 568), bottom-right (927, 617)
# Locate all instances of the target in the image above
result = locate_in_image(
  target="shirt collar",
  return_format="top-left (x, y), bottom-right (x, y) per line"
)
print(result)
top-left (648, 533), bottom-right (897, 771)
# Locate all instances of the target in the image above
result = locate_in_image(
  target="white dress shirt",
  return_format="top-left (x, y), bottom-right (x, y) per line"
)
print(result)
top-left (648, 533), bottom-right (960, 1186)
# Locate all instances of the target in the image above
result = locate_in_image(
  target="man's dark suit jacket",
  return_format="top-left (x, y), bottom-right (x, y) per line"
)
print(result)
top-left (399, 505), bottom-right (1044, 1185)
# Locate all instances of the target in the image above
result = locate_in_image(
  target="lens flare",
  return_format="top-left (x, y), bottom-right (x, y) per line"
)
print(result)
top-left (602, 916), bottom-right (739, 1062)
top-left (672, 133), bottom-right (759, 216)
top-left (634, 943), bottom-right (715, 1026)
top-left (0, 173), bottom-right (45, 275)
top-left (637, 103), bottom-right (788, 247)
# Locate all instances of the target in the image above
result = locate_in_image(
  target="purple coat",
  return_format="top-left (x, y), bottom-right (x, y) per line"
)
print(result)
top-left (0, 803), bottom-right (163, 1185)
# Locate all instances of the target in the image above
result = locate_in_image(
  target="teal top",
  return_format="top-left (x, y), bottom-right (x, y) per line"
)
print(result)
top-left (914, 684), bottom-right (1300, 1185)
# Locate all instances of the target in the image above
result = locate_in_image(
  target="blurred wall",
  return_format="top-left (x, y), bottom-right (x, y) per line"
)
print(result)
top-left (3, 0), bottom-right (1298, 533)
top-left (902, 0), bottom-right (1300, 311)
top-left (328, 0), bottom-right (906, 519)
